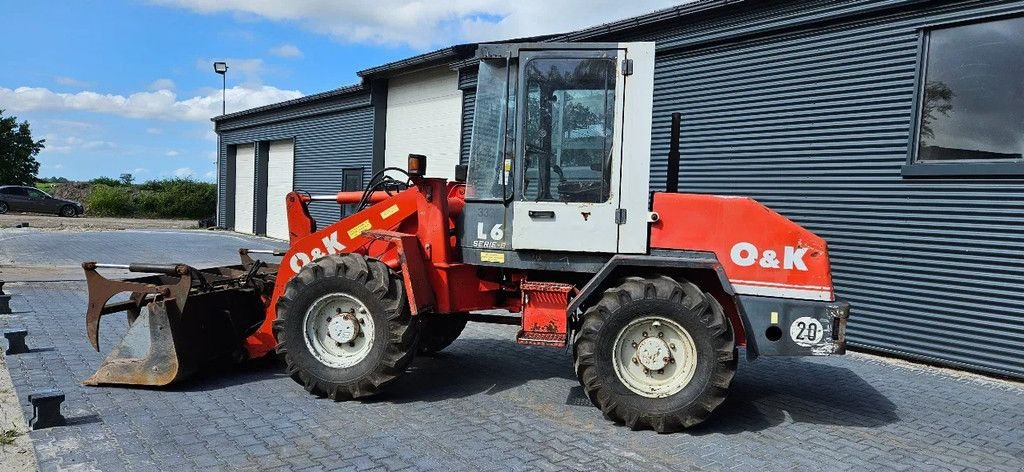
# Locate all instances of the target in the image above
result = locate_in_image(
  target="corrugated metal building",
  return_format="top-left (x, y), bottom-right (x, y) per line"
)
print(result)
top-left (215, 0), bottom-right (1024, 378)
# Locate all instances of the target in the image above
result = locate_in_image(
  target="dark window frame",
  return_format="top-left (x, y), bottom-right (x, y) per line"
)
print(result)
top-left (340, 167), bottom-right (365, 217)
top-left (903, 12), bottom-right (1024, 179)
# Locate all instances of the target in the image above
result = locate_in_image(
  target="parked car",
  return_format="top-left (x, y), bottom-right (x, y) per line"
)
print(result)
top-left (0, 185), bottom-right (84, 217)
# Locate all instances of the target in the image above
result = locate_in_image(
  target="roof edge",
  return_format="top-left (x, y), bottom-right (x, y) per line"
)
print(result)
top-left (211, 83), bottom-right (366, 123)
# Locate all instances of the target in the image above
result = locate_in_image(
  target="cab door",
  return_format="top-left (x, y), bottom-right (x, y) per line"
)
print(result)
top-left (510, 43), bottom-right (653, 254)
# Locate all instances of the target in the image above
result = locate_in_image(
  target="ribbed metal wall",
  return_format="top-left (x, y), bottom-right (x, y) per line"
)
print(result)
top-left (635, 1), bottom-right (1024, 377)
top-left (218, 103), bottom-right (375, 227)
top-left (458, 68), bottom-right (478, 165)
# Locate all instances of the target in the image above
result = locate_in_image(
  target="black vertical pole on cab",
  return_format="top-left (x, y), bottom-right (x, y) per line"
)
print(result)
top-left (666, 112), bottom-right (682, 193)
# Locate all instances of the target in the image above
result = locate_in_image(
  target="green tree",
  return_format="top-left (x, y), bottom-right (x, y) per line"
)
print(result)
top-left (119, 173), bottom-right (134, 185)
top-left (920, 81), bottom-right (954, 141)
top-left (0, 110), bottom-right (46, 185)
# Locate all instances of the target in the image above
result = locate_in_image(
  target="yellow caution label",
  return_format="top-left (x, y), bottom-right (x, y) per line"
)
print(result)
top-left (770, 311), bottom-right (779, 325)
top-left (480, 251), bottom-right (505, 263)
top-left (347, 220), bottom-right (372, 239)
top-left (380, 204), bottom-right (399, 219)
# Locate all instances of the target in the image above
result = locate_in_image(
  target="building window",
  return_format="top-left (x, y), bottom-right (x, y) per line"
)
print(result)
top-left (906, 15), bottom-right (1024, 177)
top-left (341, 168), bottom-right (364, 216)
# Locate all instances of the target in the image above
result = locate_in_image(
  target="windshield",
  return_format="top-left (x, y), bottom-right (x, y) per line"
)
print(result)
top-left (465, 58), bottom-right (516, 200)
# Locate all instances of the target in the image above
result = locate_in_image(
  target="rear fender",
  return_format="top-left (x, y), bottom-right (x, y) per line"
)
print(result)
top-left (567, 252), bottom-right (753, 354)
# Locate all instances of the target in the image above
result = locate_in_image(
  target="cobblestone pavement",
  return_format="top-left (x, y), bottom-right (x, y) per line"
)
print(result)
top-left (1, 230), bottom-right (1022, 471)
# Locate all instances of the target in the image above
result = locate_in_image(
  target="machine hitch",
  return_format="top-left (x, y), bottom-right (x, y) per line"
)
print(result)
top-left (81, 252), bottom-right (277, 387)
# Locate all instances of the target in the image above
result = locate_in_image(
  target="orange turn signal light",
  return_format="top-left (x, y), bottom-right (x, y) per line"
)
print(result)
top-left (407, 153), bottom-right (426, 177)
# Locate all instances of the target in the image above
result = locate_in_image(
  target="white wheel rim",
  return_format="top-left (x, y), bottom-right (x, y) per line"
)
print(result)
top-left (303, 293), bottom-right (375, 368)
top-left (612, 316), bottom-right (699, 398)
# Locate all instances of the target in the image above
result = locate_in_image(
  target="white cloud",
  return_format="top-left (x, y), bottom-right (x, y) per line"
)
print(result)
top-left (207, 151), bottom-right (217, 163)
top-left (146, 127), bottom-right (164, 134)
top-left (54, 76), bottom-right (93, 88)
top-left (133, 168), bottom-right (150, 174)
top-left (42, 135), bottom-right (116, 153)
top-left (0, 84), bottom-right (303, 121)
top-left (165, 150), bottom-right (180, 157)
top-left (269, 44), bottom-right (303, 58)
top-left (149, 78), bottom-right (176, 91)
top-left (154, 0), bottom-right (685, 49)
top-left (203, 170), bottom-right (217, 181)
top-left (173, 167), bottom-right (194, 177)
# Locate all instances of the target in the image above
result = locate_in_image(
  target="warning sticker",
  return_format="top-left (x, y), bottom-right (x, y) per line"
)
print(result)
top-left (347, 220), bottom-right (372, 239)
top-left (380, 204), bottom-right (400, 220)
top-left (480, 252), bottom-right (505, 263)
top-left (790, 316), bottom-right (824, 347)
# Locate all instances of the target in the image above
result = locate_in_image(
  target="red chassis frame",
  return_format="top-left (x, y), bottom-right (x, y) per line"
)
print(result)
top-left (243, 178), bottom-right (841, 360)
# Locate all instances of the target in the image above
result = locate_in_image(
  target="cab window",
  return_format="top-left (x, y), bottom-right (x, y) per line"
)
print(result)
top-left (520, 57), bottom-right (616, 203)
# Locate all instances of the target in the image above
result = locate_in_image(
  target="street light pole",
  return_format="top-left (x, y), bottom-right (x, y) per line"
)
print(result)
top-left (213, 62), bottom-right (228, 116)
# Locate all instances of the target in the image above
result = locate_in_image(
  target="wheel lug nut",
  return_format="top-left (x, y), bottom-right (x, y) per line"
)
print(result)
top-left (631, 342), bottom-right (638, 348)
top-left (632, 357), bottom-right (638, 365)
top-left (642, 331), bottom-right (648, 338)
top-left (657, 369), bottom-right (664, 375)
top-left (658, 332), bottom-right (664, 338)
top-left (669, 343), bottom-right (676, 350)
top-left (643, 368), bottom-right (649, 374)
top-left (669, 358), bottom-right (675, 364)
top-left (336, 308), bottom-right (342, 313)
top-left (348, 341), bottom-right (355, 347)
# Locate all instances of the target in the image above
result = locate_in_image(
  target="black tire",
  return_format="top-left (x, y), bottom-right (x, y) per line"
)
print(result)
top-left (417, 314), bottom-right (468, 354)
top-left (273, 254), bottom-right (417, 400)
top-left (59, 205), bottom-right (77, 217)
top-left (0, 201), bottom-right (7, 214)
top-left (573, 275), bottom-right (737, 433)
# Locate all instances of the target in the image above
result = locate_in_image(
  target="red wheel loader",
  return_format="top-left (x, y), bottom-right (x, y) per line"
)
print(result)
top-left (82, 42), bottom-right (849, 432)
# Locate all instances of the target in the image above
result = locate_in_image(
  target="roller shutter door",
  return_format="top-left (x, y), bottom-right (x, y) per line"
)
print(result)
top-left (265, 140), bottom-right (294, 240)
top-left (384, 67), bottom-right (462, 178)
top-left (233, 143), bottom-right (256, 234)
top-left (648, 11), bottom-right (1024, 377)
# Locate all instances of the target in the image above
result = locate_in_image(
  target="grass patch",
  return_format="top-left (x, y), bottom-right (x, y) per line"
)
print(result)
top-left (0, 428), bottom-right (22, 446)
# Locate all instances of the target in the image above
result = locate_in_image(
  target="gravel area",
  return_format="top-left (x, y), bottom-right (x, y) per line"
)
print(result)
top-left (0, 213), bottom-right (199, 231)
top-left (0, 351), bottom-right (37, 472)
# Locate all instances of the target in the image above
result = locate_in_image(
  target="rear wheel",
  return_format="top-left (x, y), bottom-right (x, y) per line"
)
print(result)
top-left (0, 201), bottom-right (7, 214)
top-left (273, 254), bottom-right (417, 400)
top-left (417, 314), bottom-right (468, 354)
top-left (573, 275), bottom-right (736, 432)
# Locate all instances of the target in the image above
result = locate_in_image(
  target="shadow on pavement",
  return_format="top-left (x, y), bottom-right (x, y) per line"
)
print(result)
top-left (369, 337), bottom-right (576, 405)
top-left (691, 357), bottom-right (899, 435)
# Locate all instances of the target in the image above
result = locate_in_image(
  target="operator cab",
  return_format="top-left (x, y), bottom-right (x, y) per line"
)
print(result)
top-left (460, 42), bottom-right (655, 263)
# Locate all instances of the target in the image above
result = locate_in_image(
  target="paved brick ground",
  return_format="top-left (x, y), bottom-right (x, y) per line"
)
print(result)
top-left (1, 230), bottom-right (1023, 471)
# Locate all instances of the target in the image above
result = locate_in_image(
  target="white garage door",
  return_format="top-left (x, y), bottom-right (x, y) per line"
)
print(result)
top-left (233, 143), bottom-right (255, 234)
top-left (385, 67), bottom-right (462, 179)
top-left (265, 140), bottom-right (294, 240)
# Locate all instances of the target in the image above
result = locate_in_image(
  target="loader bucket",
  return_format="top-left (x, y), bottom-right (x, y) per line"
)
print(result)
top-left (82, 253), bottom-right (277, 387)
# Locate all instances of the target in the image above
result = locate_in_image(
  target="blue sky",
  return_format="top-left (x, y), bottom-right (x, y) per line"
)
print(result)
top-left (0, 0), bottom-right (680, 182)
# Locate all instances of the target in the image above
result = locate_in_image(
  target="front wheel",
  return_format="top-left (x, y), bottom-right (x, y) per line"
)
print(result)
top-left (573, 275), bottom-right (736, 432)
top-left (273, 254), bottom-right (418, 400)
top-left (59, 205), bottom-right (77, 217)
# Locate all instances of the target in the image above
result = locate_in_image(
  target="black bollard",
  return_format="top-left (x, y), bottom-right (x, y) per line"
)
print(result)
top-left (0, 293), bottom-right (9, 314)
top-left (4, 329), bottom-right (28, 354)
top-left (28, 389), bottom-right (66, 430)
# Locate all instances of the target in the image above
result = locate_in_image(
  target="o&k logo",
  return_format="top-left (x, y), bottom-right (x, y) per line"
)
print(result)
top-left (729, 242), bottom-right (809, 271)
top-left (289, 231), bottom-right (347, 272)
